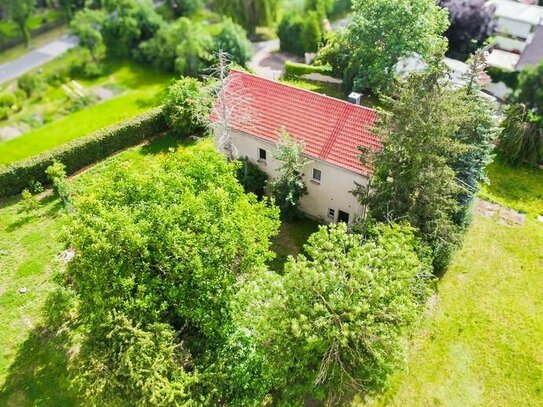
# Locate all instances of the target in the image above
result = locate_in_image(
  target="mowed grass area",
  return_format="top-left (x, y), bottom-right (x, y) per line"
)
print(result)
top-left (0, 58), bottom-right (173, 165)
top-left (364, 162), bottom-right (543, 407)
top-left (0, 133), bottom-right (319, 405)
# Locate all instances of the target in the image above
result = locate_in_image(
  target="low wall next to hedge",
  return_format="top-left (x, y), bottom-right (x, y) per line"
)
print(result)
top-left (0, 106), bottom-right (167, 197)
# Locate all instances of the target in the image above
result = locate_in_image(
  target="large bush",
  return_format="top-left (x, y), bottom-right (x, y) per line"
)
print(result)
top-left (163, 77), bottom-right (212, 137)
top-left (64, 144), bottom-right (280, 341)
top-left (0, 107), bottom-right (167, 198)
top-left (498, 104), bottom-right (543, 166)
top-left (235, 157), bottom-right (268, 199)
top-left (137, 17), bottom-right (213, 75)
top-left (214, 17), bottom-right (253, 66)
top-left (277, 11), bottom-right (322, 56)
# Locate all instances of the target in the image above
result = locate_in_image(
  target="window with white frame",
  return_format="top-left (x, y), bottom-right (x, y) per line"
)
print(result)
top-left (258, 148), bottom-right (267, 161)
top-left (312, 168), bottom-right (322, 182)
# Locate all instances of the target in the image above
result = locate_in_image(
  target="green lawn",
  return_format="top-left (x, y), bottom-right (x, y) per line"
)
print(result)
top-left (0, 59), bottom-right (172, 165)
top-left (363, 162), bottom-right (543, 407)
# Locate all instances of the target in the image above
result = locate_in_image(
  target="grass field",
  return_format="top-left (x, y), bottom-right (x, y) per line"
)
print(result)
top-left (363, 161), bottom-right (543, 407)
top-left (0, 59), bottom-right (172, 165)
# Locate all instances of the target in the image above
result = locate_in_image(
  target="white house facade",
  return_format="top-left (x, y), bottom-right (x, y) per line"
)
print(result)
top-left (225, 128), bottom-right (368, 224)
top-left (212, 70), bottom-right (381, 225)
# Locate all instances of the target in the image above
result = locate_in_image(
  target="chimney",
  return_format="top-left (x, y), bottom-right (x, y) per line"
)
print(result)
top-left (348, 92), bottom-right (362, 105)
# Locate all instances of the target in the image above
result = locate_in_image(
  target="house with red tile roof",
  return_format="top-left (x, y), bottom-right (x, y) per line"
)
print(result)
top-left (212, 70), bottom-right (381, 224)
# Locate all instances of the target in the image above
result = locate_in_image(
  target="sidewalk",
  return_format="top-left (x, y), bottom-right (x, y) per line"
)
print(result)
top-left (0, 35), bottom-right (78, 84)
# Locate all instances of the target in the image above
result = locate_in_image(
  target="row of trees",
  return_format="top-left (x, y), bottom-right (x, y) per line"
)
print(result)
top-left (69, 0), bottom-right (253, 77)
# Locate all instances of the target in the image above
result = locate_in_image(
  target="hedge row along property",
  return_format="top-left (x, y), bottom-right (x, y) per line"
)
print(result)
top-left (0, 107), bottom-right (167, 197)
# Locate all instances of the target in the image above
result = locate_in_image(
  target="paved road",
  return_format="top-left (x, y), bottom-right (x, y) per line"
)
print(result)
top-left (0, 35), bottom-right (79, 84)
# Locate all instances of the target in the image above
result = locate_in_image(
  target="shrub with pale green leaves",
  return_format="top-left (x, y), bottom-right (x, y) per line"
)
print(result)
top-left (233, 222), bottom-right (433, 404)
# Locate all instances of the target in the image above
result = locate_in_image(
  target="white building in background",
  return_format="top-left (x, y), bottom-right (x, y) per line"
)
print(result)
top-left (212, 70), bottom-right (382, 225)
top-left (487, 0), bottom-right (543, 70)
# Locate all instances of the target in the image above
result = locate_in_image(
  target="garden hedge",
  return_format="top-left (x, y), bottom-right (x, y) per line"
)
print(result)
top-left (0, 106), bottom-right (168, 198)
top-left (284, 61), bottom-right (333, 77)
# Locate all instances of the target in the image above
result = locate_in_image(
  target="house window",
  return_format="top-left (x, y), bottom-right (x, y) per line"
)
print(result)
top-left (328, 208), bottom-right (335, 219)
top-left (258, 148), bottom-right (267, 161)
top-left (312, 168), bottom-right (322, 183)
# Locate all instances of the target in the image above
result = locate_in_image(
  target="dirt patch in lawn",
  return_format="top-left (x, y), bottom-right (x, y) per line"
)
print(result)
top-left (475, 198), bottom-right (526, 226)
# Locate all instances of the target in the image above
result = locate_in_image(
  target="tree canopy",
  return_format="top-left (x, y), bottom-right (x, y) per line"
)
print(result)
top-left (321, 0), bottom-right (449, 93)
top-left (2, 0), bottom-right (35, 46)
top-left (214, 0), bottom-right (283, 33)
top-left (233, 222), bottom-right (433, 403)
top-left (438, 0), bottom-right (496, 61)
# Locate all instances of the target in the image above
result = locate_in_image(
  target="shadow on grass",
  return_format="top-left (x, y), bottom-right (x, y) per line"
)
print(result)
top-left (268, 216), bottom-right (321, 273)
top-left (140, 132), bottom-right (199, 156)
top-left (0, 289), bottom-right (78, 407)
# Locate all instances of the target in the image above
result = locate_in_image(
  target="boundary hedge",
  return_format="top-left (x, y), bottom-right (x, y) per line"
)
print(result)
top-left (0, 106), bottom-right (167, 197)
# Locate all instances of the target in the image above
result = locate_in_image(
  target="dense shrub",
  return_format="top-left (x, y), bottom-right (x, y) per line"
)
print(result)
top-left (487, 66), bottom-right (519, 89)
top-left (17, 73), bottom-right (44, 97)
top-left (235, 157), bottom-right (268, 199)
top-left (214, 17), bottom-right (253, 66)
top-left (277, 13), bottom-right (305, 56)
top-left (498, 104), bottom-right (543, 166)
top-left (0, 92), bottom-right (17, 107)
top-left (163, 77), bottom-right (212, 137)
top-left (0, 107), bottom-right (167, 198)
top-left (284, 60), bottom-right (332, 77)
top-left (0, 107), bottom-right (10, 121)
top-left (512, 61), bottom-right (543, 115)
top-left (69, 60), bottom-right (104, 79)
top-left (300, 11), bottom-right (322, 53)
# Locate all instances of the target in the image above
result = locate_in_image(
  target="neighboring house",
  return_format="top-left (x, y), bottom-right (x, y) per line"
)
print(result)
top-left (487, 0), bottom-right (543, 69)
top-left (212, 70), bottom-right (381, 225)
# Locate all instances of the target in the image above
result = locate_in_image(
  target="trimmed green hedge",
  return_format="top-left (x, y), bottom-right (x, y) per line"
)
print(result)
top-left (0, 107), bottom-right (167, 198)
top-left (284, 61), bottom-right (333, 77)
top-left (487, 67), bottom-right (519, 90)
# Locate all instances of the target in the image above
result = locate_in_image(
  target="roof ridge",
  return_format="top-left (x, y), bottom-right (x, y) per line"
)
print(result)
top-left (318, 104), bottom-right (352, 161)
top-left (229, 69), bottom-right (377, 115)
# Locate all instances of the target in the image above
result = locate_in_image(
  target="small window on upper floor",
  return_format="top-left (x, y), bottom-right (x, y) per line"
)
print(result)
top-left (312, 168), bottom-right (322, 183)
top-left (328, 208), bottom-right (335, 219)
top-left (258, 148), bottom-right (267, 161)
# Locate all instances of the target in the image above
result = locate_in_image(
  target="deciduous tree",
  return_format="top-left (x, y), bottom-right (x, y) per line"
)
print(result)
top-left (2, 0), bottom-right (35, 47)
top-left (214, 0), bottom-right (282, 34)
top-left (234, 223), bottom-right (433, 403)
top-left (438, 0), bottom-right (496, 61)
top-left (336, 0), bottom-right (449, 92)
top-left (70, 8), bottom-right (106, 63)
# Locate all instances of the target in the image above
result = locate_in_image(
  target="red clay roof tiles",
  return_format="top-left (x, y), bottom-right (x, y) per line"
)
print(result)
top-left (216, 70), bottom-right (382, 175)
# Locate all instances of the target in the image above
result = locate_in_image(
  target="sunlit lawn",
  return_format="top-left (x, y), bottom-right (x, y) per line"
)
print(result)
top-left (363, 161), bottom-right (543, 407)
top-left (0, 56), bottom-right (173, 165)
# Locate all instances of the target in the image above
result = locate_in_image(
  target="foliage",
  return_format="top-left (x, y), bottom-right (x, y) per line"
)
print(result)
top-left (72, 313), bottom-right (197, 407)
top-left (64, 145), bottom-right (280, 343)
top-left (234, 223), bottom-right (433, 404)
top-left (277, 12), bottom-right (305, 56)
top-left (214, 0), bottom-right (283, 34)
top-left (449, 51), bottom-right (499, 224)
top-left (0, 107), bottom-right (167, 198)
top-left (498, 104), bottom-right (543, 166)
top-left (486, 66), bottom-right (519, 89)
top-left (17, 72), bottom-right (45, 97)
top-left (69, 59), bottom-right (104, 79)
top-left (284, 60), bottom-right (332, 77)
top-left (69, 8), bottom-right (106, 62)
top-left (18, 188), bottom-right (40, 214)
top-left (170, 0), bottom-right (203, 16)
top-left (305, 0), bottom-right (334, 18)
top-left (234, 157), bottom-right (268, 199)
top-left (46, 161), bottom-right (71, 207)
top-left (513, 60), bottom-right (543, 116)
top-left (214, 17), bottom-right (253, 66)
top-left (438, 0), bottom-right (496, 61)
top-left (314, 30), bottom-right (351, 79)
top-left (137, 17), bottom-right (213, 75)
top-left (58, 0), bottom-right (84, 22)
top-left (2, 0), bottom-right (35, 46)
top-left (102, 0), bottom-right (164, 58)
top-left (277, 11), bottom-right (322, 56)
top-left (162, 77), bottom-right (212, 137)
top-left (269, 130), bottom-right (309, 221)
top-left (359, 67), bottom-right (466, 271)
top-left (338, 0), bottom-right (449, 93)
top-left (300, 11), bottom-right (322, 53)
